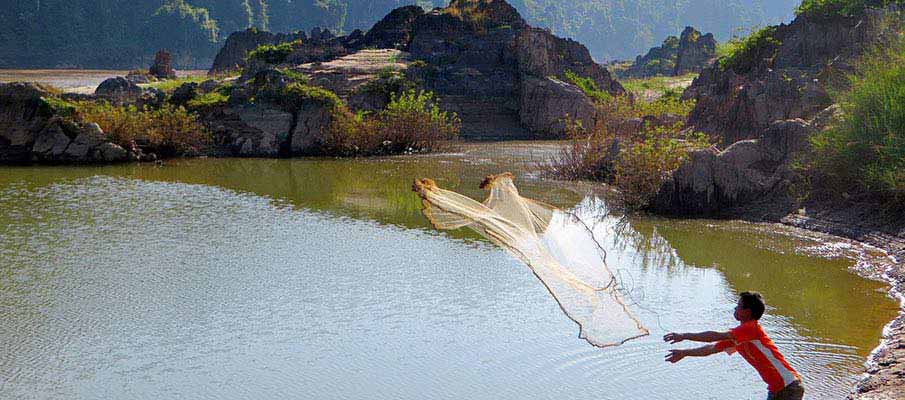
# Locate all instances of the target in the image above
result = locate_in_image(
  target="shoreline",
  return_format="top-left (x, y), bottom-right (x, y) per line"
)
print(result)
top-left (778, 212), bottom-right (904, 399)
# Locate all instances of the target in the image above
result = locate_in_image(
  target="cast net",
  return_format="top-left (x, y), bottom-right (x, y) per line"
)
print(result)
top-left (412, 173), bottom-right (648, 347)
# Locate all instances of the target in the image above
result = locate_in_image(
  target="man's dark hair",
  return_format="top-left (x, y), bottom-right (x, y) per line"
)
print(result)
top-left (739, 291), bottom-right (765, 320)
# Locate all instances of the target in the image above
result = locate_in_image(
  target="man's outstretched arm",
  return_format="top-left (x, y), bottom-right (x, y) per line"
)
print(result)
top-left (664, 331), bottom-right (731, 344)
top-left (664, 344), bottom-right (720, 363)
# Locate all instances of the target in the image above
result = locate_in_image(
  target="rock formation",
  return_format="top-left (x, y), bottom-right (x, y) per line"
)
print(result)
top-left (95, 77), bottom-right (143, 104)
top-left (0, 82), bottom-right (134, 164)
top-left (149, 50), bottom-right (177, 80)
top-left (621, 27), bottom-right (716, 78)
top-left (684, 6), bottom-right (900, 145)
top-left (209, 28), bottom-right (307, 74)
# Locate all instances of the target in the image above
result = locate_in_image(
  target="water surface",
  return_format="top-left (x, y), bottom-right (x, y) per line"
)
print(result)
top-left (0, 143), bottom-right (898, 399)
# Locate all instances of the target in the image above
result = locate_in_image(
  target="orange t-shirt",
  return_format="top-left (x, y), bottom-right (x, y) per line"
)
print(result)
top-left (714, 320), bottom-right (801, 393)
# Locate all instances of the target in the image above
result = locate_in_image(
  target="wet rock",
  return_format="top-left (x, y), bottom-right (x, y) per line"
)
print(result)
top-left (149, 50), bottom-right (177, 80)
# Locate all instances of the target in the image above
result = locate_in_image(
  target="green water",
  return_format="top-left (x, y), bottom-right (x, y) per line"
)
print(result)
top-left (0, 142), bottom-right (898, 399)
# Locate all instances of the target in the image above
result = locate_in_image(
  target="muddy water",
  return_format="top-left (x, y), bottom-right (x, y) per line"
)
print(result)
top-left (0, 69), bottom-right (207, 93)
top-left (0, 142), bottom-right (897, 400)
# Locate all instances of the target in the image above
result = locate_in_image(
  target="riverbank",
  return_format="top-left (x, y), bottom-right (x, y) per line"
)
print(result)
top-left (778, 205), bottom-right (904, 400)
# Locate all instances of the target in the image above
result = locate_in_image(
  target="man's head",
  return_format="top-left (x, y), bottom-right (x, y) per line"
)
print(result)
top-left (734, 291), bottom-right (765, 322)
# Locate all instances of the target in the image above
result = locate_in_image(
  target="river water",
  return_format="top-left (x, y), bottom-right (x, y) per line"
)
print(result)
top-left (0, 142), bottom-right (898, 399)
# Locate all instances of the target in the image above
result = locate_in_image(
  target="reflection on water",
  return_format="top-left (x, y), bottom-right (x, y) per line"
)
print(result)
top-left (0, 143), bottom-right (898, 400)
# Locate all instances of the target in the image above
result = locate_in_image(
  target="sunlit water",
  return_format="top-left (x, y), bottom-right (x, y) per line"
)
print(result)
top-left (0, 143), bottom-right (898, 400)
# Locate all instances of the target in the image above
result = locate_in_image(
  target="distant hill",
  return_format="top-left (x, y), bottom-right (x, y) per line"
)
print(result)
top-left (0, 0), bottom-right (799, 69)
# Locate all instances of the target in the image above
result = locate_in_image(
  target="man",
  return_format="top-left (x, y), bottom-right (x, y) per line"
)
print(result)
top-left (663, 291), bottom-right (805, 400)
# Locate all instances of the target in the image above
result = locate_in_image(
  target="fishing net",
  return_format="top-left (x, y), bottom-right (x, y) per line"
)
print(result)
top-left (412, 173), bottom-right (648, 347)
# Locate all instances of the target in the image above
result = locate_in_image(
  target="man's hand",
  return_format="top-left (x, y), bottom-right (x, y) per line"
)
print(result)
top-left (664, 349), bottom-right (687, 363)
top-left (663, 332), bottom-right (685, 344)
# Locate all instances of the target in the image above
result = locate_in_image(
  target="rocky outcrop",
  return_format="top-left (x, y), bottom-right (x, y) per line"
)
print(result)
top-left (209, 28), bottom-right (307, 74)
top-left (519, 77), bottom-right (597, 137)
top-left (0, 82), bottom-right (134, 164)
top-left (149, 50), bottom-right (176, 80)
top-left (684, 6), bottom-right (901, 145)
top-left (651, 118), bottom-right (813, 215)
top-left (674, 27), bottom-right (717, 75)
top-left (211, 0), bottom-right (622, 139)
top-left (621, 27), bottom-right (716, 78)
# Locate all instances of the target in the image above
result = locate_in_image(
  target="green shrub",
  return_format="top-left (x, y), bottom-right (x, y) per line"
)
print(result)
top-left (357, 69), bottom-right (418, 99)
top-left (717, 26), bottom-right (781, 74)
top-left (280, 82), bottom-right (343, 110)
top-left (76, 102), bottom-right (210, 157)
top-left (246, 40), bottom-right (300, 65)
top-left (321, 90), bottom-right (460, 156)
top-left (280, 68), bottom-right (309, 83)
top-left (808, 40), bottom-right (905, 203)
top-left (39, 96), bottom-right (78, 118)
top-left (186, 91), bottom-right (229, 109)
top-left (563, 70), bottom-right (613, 103)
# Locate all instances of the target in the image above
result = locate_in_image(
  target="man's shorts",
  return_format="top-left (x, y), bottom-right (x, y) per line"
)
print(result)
top-left (766, 380), bottom-right (805, 400)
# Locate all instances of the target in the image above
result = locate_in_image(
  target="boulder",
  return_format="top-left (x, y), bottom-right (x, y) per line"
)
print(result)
top-left (136, 88), bottom-right (166, 110)
top-left (95, 77), bottom-right (142, 104)
top-left (0, 82), bottom-right (54, 163)
top-left (651, 119), bottom-right (814, 214)
top-left (126, 70), bottom-right (155, 84)
top-left (93, 142), bottom-right (129, 163)
top-left (519, 77), bottom-right (597, 138)
top-left (214, 105), bottom-right (293, 157)
top-left (31, 118), bottom-right (73, 161)
top-left (199, 79), bottom-right (220, 93)
top-left (169, 83), bottom-right (199, 107)
top-left (62, 123), bottom-right (105, 161)
top-left (149, 50), bottom-right (177, 80)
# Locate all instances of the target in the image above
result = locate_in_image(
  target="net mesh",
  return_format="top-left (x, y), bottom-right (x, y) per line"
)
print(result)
top-left (413, 173), bottom-right (648, 347)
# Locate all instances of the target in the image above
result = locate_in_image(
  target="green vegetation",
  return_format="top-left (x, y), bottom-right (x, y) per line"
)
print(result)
top-left (621, 74), bottom-right (697, 98)
top-left (279, 82), bottom-right (343, 110)
top-left (322, 90), bottom-right (459, 156)
top-left (187, 91), bottom-right (229, 109)
top-left (357, 68), bottom-right (418, 99)
top-left (145, 75), bottom-right (207, 93)
top-left (717, 26), bottom-right (781, 74)
top-left (796, 0), bottom-right (905, 18)
top-left (246, 40), bottom-right (300, 65)
top-left (807, 40), bottom-right (905, 204)
top-left (39, 96), bottom-right (79, 118)
top-left (76, 102), bottom-right (210, 157)
top-left (563, 70), bottom-right (613, 103)
top-left (280, 68), bottom-right (309, 83)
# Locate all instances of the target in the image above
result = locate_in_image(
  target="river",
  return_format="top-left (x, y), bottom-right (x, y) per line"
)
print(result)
top-left (0, 142), bottom-right (898, 400)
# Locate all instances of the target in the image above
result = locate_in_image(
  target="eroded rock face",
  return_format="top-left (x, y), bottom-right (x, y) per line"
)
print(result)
top-left (519, 77), bottom-right (597, 138)
top-left (674, 27), bottom-right (717, 75)
top-left (685, 6), bottom-right (900, 144)
top-left (361, 5), bottom-right (425, 50)
top-left (651, 119), bottom-right (813, 215)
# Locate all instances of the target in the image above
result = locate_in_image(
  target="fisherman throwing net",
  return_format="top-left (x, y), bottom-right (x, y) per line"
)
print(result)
top-left (413, 173), bottom-right (648, 347)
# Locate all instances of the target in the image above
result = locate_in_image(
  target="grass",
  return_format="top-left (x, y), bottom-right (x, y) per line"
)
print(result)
top-left (279, 82), bottom-right (343, 110)
top-left (806, 38), bottom-right (905, 204)
top-left (144, 75), bottom-right (207, 93)
top-left (563, 70), bottom-right (613, 103)
top-left (39, 96), bottom-right (78, 118)
top-left (620, 74), bottom-right (697, 99)
top-left (717, 26), bottom-right (781, 74)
